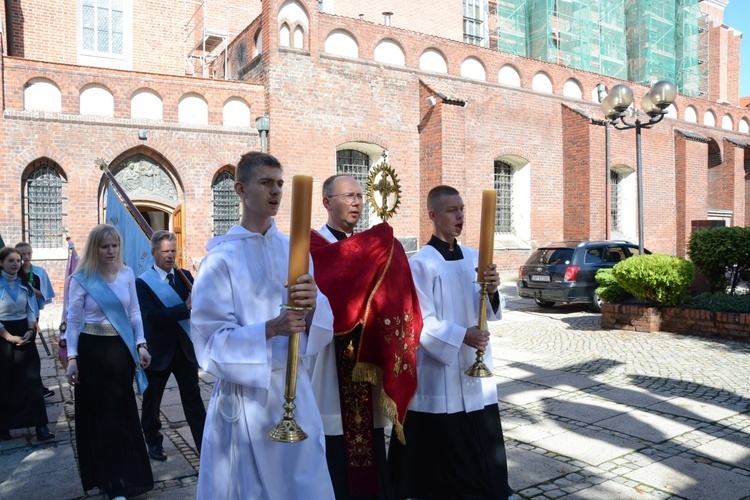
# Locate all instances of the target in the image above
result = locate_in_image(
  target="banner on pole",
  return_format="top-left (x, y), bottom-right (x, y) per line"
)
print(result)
top-left (106, 188), bottom-right (154, 275)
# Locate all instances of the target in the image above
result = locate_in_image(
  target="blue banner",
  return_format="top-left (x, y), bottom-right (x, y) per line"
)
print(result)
top-left (105, 188), bottom-right (154, 276)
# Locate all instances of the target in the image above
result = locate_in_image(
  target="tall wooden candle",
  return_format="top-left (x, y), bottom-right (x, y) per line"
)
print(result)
top-left (477, 190), bottom-right (497, 282)
top-left (287, 175), bottom-right (313, 303)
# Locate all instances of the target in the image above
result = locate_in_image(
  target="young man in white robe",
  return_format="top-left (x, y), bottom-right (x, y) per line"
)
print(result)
top-left (191, 151), bottom-right (335, 500)
top-left (310, 174), bottom-right (393, 499)
top-left (388, 185), bottom-right (514, 500)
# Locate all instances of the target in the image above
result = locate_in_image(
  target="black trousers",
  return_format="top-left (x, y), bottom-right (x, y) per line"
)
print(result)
top-left (141, 345), bottom-right (206, 452)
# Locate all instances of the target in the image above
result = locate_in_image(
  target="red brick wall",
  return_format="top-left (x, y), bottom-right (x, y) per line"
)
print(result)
top-left (724, 140), bottom-right (746, 227)
top-left (2, 0), bottom-right (749, 289)
top-left (562, 106), bottom-right (591, 240)
top-left (325, 0), bottom-right (464, 43)
top-left (5, 0), bottom-right (259, 76)
top-left (601, 303), bottom-right (750, 342)
top-left (674, 135), bottom-right (709, 257)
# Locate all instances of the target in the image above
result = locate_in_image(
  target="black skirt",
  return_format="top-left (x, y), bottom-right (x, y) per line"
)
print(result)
top-left (388, 404), bottom-right (512, 500)
top-left (75, 333), bottom-right (153, 498)
top-left (0, 318), bottom-right (48, 430)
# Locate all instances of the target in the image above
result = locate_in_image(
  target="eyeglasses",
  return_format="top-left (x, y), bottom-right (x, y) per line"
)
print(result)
top-left (328, 192), bottom-right (364, 204)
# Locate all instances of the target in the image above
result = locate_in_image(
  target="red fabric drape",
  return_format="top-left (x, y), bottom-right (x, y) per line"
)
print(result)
top-left (311, 223), bottom-right (422, 443)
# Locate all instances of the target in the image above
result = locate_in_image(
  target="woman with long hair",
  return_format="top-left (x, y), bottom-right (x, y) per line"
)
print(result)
top-left (0, 246), bottom-right (54, 441)
top-left (65, 224), bottom-right (153, 499)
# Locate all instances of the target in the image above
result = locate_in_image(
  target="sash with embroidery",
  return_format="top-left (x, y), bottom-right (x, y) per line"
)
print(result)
top-left (72, 270), bottom-right (148, 394)
top-left (139, 268), bottom-right (191, 338)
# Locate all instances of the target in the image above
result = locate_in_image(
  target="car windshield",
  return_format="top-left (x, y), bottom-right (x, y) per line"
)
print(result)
top-left (528, 248), bottom-right (574, 265)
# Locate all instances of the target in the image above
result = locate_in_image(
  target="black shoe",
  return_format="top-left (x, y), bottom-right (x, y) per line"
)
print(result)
top-left (43, 388), bottom-right (55, 399)
top-left (148, 444), bottom-right (167, 461)
top-left (35, 425), bottom-right (54, 442)
top-left (0, 429), bottom-right (11, 441)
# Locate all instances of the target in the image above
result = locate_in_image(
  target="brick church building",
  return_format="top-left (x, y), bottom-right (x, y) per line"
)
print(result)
top-left (0, 0), bottom-right (747, 289)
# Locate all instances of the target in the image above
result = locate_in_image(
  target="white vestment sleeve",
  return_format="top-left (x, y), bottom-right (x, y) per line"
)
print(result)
top-left (191, 248), bottom-right (272, 390)
top-left (300, 289), bottom-right (334, 357)
top-left (410, 254), bottom-right (466, 367)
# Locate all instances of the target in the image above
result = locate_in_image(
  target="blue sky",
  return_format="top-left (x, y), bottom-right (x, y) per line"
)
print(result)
top-left (724, 1), bottom-right (750, 97)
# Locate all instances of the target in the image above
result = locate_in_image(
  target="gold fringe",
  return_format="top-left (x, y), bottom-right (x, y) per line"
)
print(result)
top-left (352, 361), bottom-right (407, 445)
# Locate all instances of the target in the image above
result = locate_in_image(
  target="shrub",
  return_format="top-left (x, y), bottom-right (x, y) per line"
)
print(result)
top-left (685, 292), bottom-right (750, 313)
top-left (688, 226), bottom-right (750, 293)
top-left (595, 268), bottom-right (633, 303)
top-left (611, 254), bottom-right (694, 306)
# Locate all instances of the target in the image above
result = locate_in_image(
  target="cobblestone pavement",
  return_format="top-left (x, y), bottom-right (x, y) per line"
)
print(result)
top-left (1, 287), bottom-right (749, 499)
top-left (496, 285), bottom-right (750, 499)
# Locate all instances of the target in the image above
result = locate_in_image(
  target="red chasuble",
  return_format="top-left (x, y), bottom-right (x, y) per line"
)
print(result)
top-left (310, 223), bottom-right (422, 445)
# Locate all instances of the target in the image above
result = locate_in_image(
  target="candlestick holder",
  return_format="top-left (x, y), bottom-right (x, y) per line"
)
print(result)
top-left (268, 304), bottom-right (312, 443)
top-left (465, 281), bottom-right (493, 378)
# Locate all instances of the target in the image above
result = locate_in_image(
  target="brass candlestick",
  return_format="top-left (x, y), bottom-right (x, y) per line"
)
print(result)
top-left (465, 281), bottom-right (493, 378)
top-left (268, 304), bottom-right (312, 443)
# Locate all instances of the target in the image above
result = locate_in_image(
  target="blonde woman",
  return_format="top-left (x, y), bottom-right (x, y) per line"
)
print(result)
top-left (65, 225), bottom-right (153, 500)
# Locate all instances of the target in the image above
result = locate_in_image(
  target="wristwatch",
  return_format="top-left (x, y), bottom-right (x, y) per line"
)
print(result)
top-left (137, 342), bottom-right (149, 350)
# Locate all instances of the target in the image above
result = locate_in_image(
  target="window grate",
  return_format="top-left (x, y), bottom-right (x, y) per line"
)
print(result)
top-left (26, 165), bottom-right (63, 248)
top-left (336, 150), bottom-right (370, 232)
top-left (611, 170), bottom-right (621, 232)
top-left (212, 171), bottom-right (239, 236)
top-left (494, 160), bottom-right (513, 233)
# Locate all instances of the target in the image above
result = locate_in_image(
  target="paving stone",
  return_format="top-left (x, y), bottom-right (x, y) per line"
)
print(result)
top-left (625, 456), bottom-right (750, 500)
top-left (693, 431), bottom-right (750, 469)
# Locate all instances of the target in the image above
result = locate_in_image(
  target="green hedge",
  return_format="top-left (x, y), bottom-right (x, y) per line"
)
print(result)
top-left (610, 254), bottom-right (694, 306)
top-left (688, 226), bottom-right (750, 293)
top-left (595, 268), bottom-right (633, 303)
top-left (685, 292), bottom-right (750, 313)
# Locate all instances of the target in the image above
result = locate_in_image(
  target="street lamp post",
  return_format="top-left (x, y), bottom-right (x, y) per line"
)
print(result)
top-left (600, 81), bottom-right (677, 254)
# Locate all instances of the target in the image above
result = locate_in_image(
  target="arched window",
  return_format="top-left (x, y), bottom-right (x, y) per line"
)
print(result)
top-left (494, 160), bottom-right (513, 233)
top-left (212, 171), bottom-right (239, 236)
top-left (336, 149), bottom-right (370, 231)
top-left (24, 164), bottom-right (64, 248)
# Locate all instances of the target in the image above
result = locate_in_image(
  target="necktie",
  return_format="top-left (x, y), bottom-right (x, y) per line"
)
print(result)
top-left (167, 273), bottom-right (175, 289)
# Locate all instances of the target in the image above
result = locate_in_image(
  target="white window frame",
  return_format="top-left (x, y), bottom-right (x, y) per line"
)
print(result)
top-left (77, 0), bottom-right (133, 70)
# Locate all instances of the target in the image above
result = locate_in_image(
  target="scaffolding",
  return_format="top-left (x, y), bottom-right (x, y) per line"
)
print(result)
top-left (625, 0), bottom-right (677, 86)
top-left (184, 0), bottom-right (251, 79)
top-left (495, 0), bottom-right (528, 56)
top-left (593, 0), bottom-right (627, 80)
top-left (492, 0), bottom-right (705, 97)
top-left (675, 0), bottom-right (708, 96)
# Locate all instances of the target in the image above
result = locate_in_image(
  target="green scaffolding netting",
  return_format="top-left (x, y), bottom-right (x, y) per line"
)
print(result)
top-left (493, 0), bottom-right (704, 96)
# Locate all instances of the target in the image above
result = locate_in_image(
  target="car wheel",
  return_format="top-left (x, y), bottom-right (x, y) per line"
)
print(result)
top-left (534, 298), bottom-right (556, 308)
top-left (589, 292), bottom-right (603, 313)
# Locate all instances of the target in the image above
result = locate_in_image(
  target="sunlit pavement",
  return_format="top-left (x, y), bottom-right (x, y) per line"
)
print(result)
top-left (2, 287), bottom-right (749, 499)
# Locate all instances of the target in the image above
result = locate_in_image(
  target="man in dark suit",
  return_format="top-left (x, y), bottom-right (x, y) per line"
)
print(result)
top-left (136, 230), bottom-right (206, 461)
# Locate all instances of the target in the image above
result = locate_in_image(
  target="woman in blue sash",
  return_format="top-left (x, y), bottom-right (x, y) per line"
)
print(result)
top-left (65, 225), bottom-right (154, 499)
top-left (0, 246), bottom-right (54, 441)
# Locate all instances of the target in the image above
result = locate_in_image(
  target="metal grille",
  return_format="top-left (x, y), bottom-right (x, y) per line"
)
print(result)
top-left (494, 160), bottom-right (513, 233)
top-left (26, 165), bottom-right (63, 248)
top-left (212, 171), bottom-right (239, 236)
top-left (610, 170), bottom-right (621, 232)
top-left (336, 149), bottom-right (370, 232)
top-left (463, 0), bottom-right (484, 45)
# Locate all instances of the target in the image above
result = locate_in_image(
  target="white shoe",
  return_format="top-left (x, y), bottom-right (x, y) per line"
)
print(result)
top-left (112, 496), bottom-right (126, 500)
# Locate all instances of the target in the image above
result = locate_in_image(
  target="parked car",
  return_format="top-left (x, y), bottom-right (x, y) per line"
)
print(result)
top-left (516, 240), bottom-right (650, 312)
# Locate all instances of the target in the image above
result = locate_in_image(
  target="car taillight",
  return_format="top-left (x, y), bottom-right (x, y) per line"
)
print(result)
top-left (518, 265), bottom-right (524, 280)
top-left (564, 266), bottom-right (580, 282)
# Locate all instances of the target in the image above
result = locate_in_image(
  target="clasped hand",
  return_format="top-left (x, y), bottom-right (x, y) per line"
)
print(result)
top-left (463, 326), bottom-right (490, 352)
top-left (478, 263), bottom-right (500, 294)
top-left (265, 274), bottom-right (317, 339)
